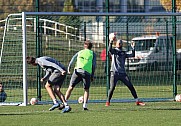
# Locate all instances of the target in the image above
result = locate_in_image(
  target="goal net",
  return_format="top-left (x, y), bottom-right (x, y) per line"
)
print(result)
top-left (0, 12), bottom-right (181, 106)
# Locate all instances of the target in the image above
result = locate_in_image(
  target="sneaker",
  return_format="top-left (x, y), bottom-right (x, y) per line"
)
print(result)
top-left (62, 106), bottom-right (71, 113)
top-left (83, 108), bottom-right (89, 111)
top-left (49, 103), bottom-right (60, 111)
top-left (105, 101), bottom-right (110, 106)
top-left (136, 101), bottom-right (145, 106)
top-left (58, 104), bottom-right (65, 110)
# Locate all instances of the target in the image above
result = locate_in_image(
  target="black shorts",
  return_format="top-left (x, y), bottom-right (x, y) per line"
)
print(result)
top-left (69, 69), bottom-right (91, 89)
top-left (48, 70), bottom-right (66, 86)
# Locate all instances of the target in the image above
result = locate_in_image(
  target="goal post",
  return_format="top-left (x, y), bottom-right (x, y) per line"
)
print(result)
top-left (22, 12), bottom-right (28, 106)
top-left (1, 12), bottom-right (181, 106)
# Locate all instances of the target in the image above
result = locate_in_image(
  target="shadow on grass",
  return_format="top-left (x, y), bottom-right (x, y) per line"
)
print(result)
top-left (0, 113), bottom-right (35, 116)
top-left (153, 108), bottom-right (181, 110)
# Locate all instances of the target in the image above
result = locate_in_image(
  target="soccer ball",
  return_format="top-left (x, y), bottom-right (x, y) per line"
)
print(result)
top-left (30, 98), bottom-right (38, 105)
top-left (109, 33), bottom-right (117, 41)
top-left (78, 96), bottom-right (84, 104)
top-left (175, 94), bottom-right (181, 102)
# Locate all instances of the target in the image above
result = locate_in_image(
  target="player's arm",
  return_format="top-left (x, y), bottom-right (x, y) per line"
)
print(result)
top-left (109, 33), bottom-right (117, 54)
top-left (41, 68), bottom-right (52, 82)
top-left (108, 41), bottom-right (116, 54)
top-left (126, 42), bottom-right (135, 58)
top-left (38, 58), bottom-right (66, 74)
top-left (91, 53), bottom-right (97, 81)
top-left (67, 52), bottom-right (78, 74)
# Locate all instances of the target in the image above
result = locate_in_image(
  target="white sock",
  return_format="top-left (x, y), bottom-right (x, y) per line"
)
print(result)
top-left (63, 102), bottom-right (68, 106)
top-left (83, 103), bottom-right (87, 108)
top-left (53, 99), bottom-right (58, 104)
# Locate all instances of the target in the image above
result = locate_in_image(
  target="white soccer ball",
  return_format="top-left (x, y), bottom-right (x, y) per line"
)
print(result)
top-left (78, 96), bottom-right (84, 104)
top-left (175, 94), bottom-right (181, 102)
top-left (109, 33), bottom-right (116, 41)
top-left (30, 98), bottom-right (38, 105)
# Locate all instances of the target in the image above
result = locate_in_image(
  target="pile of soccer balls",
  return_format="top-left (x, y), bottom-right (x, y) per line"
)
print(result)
top-left (175, 94), bottom-right (181, 102)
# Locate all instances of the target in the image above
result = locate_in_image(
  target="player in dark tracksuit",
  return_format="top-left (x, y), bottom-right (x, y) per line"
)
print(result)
top-left (105, 39), bottom-right (145, 106)
top-left (26, 56), bottom-right (71, 113)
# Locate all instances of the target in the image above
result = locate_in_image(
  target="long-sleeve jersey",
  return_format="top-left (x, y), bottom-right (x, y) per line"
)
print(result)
top-left (35, 56), bottom-right (66, 80)
top-left (109, 43), bottom-right (135, 73)
top-left (68, 50), bottom-right (96, 78)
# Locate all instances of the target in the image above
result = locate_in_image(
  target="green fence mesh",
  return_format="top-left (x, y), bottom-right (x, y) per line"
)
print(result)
top-left (0, 13), bottom-right (181, 104)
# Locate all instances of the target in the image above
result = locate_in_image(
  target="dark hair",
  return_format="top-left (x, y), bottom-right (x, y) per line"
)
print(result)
top-left (84, 40), bottom-right (93, 49)
top-left (26, 56), bottom-right (36, 64)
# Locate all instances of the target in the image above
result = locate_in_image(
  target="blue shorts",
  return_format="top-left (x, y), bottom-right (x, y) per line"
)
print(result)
top-left (69, 69), bottom-right (91, 89)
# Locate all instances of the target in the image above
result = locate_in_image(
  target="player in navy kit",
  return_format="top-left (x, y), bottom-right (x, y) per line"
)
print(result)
top-left (26, 56), bottom-right (71, 113)
top-left (105, 34), bottom-right (145, 106)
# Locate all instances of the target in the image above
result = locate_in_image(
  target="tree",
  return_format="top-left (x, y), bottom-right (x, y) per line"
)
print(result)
top-left (0, 0), bottom-right (63, 20)
top-left (160, 0), bottom-right (181, 12)
top-left (59, 0), bottom-right (78, 25)
top-left (59, 0), bottom-right (80, 39)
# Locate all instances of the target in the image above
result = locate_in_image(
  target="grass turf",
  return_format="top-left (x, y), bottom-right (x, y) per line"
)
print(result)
top-left (0, 102), bottom-right (181, 126)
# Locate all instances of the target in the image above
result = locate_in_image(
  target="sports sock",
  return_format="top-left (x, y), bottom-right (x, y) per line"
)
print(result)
top-left (83, 103), bottom-right (87, 108)
top-left (63, 102), bottom-right (68, 106)
top-left (53, 99), bottom-right (58, 104)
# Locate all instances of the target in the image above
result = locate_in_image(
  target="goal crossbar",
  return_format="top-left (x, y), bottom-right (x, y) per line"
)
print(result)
top-left (23, 12), bottom-right (181, 16)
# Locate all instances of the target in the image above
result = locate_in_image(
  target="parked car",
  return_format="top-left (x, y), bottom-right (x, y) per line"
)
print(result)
top-left (125, 34), bottom-right (181, 71)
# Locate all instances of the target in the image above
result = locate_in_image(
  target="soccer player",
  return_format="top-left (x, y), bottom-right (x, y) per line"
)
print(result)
top-left (0, 82), bottom-right (7, 102)
top-left (105, 34), bottom-right (145, 106)
top-left (62, 40), bottom-right (96, 112)
top-left (26, 56), bottom-right (71, 113)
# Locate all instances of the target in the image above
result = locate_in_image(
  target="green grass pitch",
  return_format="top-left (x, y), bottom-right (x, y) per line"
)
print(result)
top-left (0, 102), bottom-right (181, 126)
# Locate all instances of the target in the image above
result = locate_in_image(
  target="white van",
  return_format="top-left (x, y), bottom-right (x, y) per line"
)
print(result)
top-left (125, 34), bottom-right (181, 71)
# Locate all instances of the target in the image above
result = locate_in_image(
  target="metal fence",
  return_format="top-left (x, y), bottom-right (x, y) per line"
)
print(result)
top-left (0, 12), bottom-right (181, 105)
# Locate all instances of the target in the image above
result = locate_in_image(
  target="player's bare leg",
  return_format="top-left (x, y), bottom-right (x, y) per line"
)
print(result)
top-left (45, 82), bottom-right (60, 111)
top-left (65, 86), bottom-right (74, 100)
top-left (83, 89), bottom-right (89, 110)
top-left (61, 86), bottom-right (74, 113)
top-left (54, 85), bottom-right (69, 106)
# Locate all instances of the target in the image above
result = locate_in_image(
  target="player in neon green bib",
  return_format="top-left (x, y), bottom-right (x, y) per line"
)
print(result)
top-left (75, 49), bottom-right (93, 74)
top-left (63, 40), bottom-right (96, 111)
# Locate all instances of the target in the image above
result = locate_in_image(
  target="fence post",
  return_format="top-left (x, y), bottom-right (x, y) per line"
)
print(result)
top-left (44, 20), bottom-right (46, 35)
top-left (172, 0), bottom-right (177, 97)
top-left (55, 22), bottom-right (57, 37)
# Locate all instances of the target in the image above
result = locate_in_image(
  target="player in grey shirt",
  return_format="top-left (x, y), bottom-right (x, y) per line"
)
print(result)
top-left (105, 34), bottom-right (145, 106)
top-left (26, 56), bottom-right (71, 113)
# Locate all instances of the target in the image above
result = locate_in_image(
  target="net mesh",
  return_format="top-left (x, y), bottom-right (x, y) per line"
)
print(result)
top-left (0, 13), bottom-right (181, 104)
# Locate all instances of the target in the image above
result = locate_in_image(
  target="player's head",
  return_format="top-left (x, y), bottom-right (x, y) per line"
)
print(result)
top-left (116, 39), bottom-right (123, 48)
top-left (26, 56), bottom-right (37, 66)
top-left (84, 40), bottom-right (93, 49)
top-left (0, 82), bottom-right (4, 92)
